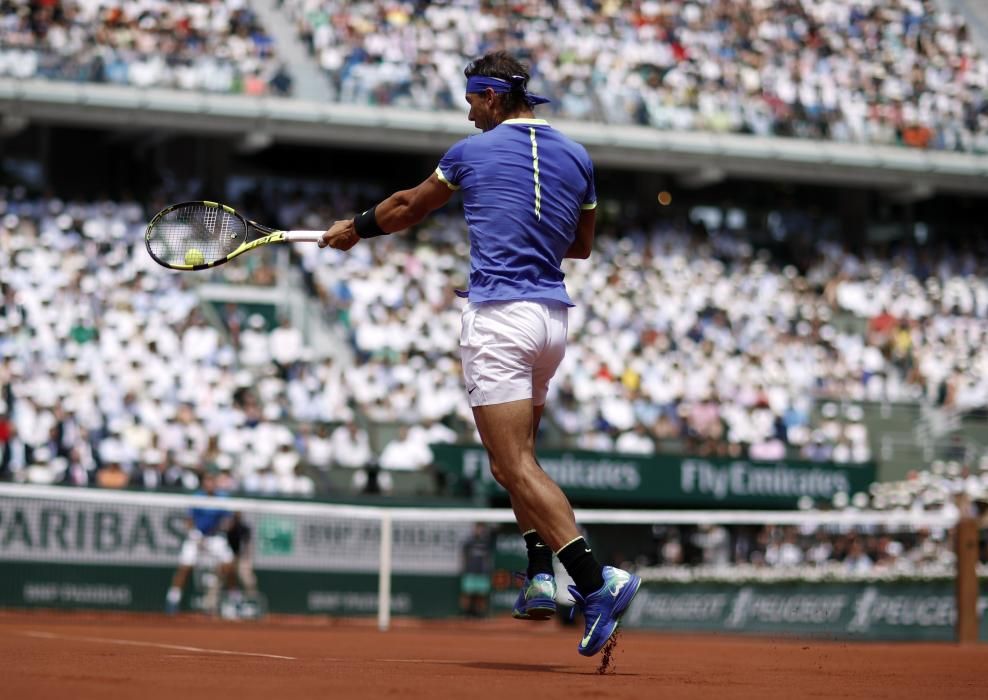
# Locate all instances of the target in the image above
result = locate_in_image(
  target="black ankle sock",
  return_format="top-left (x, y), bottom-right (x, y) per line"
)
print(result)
top-left (556, 537), bottom-right (605, 597)
top-left (523, 530), bottom-right (554, 579)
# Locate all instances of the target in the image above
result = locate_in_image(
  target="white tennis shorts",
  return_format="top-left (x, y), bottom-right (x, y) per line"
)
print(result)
top-left (179, 532), bottom-right (234, 567)
top-left (460, 300), bottom-right (568, 407)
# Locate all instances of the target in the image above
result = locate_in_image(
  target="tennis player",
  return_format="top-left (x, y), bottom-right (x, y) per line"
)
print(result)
top-left (165, 473), bottom-right (235, 614)
top-left (319, 51), bottom-right (640, 656)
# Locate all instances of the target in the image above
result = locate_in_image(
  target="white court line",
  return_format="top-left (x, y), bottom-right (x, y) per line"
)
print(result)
top-left (20, 630), bottom-right (296, 660)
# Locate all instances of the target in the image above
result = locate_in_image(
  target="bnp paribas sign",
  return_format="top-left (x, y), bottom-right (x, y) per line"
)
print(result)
top-left (433, 446), bottom-right (876, 508)
top-left (0, 496), bottom-right (468, 575)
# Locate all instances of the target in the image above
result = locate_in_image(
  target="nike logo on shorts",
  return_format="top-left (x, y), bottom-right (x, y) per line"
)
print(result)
top-left (467, 386), bottom-right (478, 394)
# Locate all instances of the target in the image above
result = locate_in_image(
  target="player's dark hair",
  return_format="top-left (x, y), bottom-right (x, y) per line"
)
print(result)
top-left (464, 51), bottom-right (531, 113)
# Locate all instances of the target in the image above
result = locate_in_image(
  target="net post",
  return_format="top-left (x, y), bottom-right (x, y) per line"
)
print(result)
top-left (955, 515), bottom-right (979, 644)
top-left (377, 510), bottom-right (393, 632)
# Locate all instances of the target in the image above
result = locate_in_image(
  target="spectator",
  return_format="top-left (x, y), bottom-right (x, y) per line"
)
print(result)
top-left (352, 459), bottom-right (392, 495)
top-left (270, 317), bottom-right (304, 378)
top-left (379, 426), bottom-right (433, 471)
top-left (692, 524), bottom-right (731, 566)
top-left (764, 528), bottom-right (805, 568)
top-left (409, 419), bottom-right (458, 447)
top-left (843, 538), bottom-right (875, 573)
top-left (330, 421), bottom-right (372, 469)
top-left (802, 433), bottom-right (835, 463)
top-left (304, 423), bottom-right (334, 471)
top-left (749, 435), bottom-right (786, 461)
top-left (96, 459), bottom-right (129, 489)
top-left (614, 423), bottom-right (656, 455)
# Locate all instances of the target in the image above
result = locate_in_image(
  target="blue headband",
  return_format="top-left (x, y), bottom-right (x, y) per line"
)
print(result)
top-left (465, 75), bottom-right (551, 106)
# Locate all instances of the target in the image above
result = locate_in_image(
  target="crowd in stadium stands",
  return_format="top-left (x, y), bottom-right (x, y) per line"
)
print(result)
top-left (637, 457), bottom-right (988, 573)
top-left (287, 207), bottom-right (987, 466)
top-left (642, 520), bottom-right (962, 575)
top-left (3, 0), bottom-right (985, 151)
top-left (0, 0), bottom-right (291, 95)
top-left (1, 191), bottom-right (986, 506)
top-left (288, 0), bottom-right (988, 152)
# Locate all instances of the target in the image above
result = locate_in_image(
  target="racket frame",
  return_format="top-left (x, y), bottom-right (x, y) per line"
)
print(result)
top-left (145, 200), bottom-right (323, 271)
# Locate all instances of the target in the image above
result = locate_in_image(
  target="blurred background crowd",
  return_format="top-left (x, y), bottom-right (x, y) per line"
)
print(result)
top-left (0, 0), bottom-right (291, 95)
top-left (284, 196), bottom-right (987, 464)
top-left (1, 190), bottom-right (986, 511)
top-left (290, 0), bottom-right (988, 151)
top-left (638, 519), bottom-right (960, 577)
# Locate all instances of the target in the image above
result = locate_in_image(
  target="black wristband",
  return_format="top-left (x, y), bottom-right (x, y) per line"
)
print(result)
top-left (353, 206), bottom-right (387, 239)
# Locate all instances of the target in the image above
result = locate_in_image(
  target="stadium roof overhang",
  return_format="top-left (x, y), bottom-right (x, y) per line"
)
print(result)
top-left (2, 78), bottom-right (987, 196)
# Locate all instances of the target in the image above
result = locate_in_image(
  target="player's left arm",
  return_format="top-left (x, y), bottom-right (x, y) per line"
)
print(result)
top-left (564, 208), bottom-right (595, 259)
top-left (319, 173), bottom-right (454, 251)
top-left (565, 153), bottom-right (597, 259)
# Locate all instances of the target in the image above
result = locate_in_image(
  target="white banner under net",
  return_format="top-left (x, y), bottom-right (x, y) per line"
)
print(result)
top-left (0, 484), bottom-right (966, 631)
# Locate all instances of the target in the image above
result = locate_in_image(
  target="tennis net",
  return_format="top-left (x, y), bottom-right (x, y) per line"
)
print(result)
top-left (0, 483), bottom-right (974, 639)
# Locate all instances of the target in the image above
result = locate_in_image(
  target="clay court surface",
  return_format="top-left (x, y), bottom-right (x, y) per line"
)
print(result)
top-left (2, 611), bottom-right (985, 699)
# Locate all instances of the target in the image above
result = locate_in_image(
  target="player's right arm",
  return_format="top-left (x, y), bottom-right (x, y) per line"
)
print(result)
top-left (320, 138), bottom-right (469, 251)
top-left (319, 173), bottom-right (454, 251)
top-left (564, 208), bottom-right (595, 259)
top-left (376, 173), bottom-right (456, 231)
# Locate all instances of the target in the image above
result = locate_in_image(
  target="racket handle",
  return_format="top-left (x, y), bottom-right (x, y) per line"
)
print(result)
top-left (283, 230), bottom-right (324, 242)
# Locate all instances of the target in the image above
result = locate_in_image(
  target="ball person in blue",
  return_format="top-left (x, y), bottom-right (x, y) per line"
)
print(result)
top-left (319, 52), bottom-right (640, 656)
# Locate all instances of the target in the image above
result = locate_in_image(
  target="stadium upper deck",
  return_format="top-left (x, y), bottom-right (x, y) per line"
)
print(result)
top-left (289, 0), bottom-right (988, 153)
top-left (0, 0), bottom-right (290, 95)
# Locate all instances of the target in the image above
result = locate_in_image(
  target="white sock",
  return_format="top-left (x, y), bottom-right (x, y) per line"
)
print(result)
top-left (166, 587), bottom-right (181, 605)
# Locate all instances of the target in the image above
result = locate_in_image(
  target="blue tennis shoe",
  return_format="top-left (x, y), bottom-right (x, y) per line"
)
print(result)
top-left (512, 573), bottom-right (557, 620)
top-left (568, 566), bottom-right (641, 656)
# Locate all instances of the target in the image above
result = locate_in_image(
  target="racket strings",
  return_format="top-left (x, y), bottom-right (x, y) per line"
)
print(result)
top-left (147, 204), bottom-right (246, 266)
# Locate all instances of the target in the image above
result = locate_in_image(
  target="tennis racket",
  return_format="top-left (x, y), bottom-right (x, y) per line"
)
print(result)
top-left (145, 201), bottom-right (323, 271)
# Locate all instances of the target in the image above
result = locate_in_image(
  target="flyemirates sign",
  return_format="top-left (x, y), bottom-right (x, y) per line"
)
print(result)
top-left (434, 446), bottom-right (876, 508)
top-left (679, 459), bottom-right (853, 502)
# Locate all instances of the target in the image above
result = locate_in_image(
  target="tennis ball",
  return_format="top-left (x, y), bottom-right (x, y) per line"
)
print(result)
top-left (184, 248), bottom-right (205, 266)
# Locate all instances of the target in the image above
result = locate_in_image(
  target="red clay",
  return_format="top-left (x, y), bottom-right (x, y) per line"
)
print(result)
top-left (1, 610), bottom-right (985, 699)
